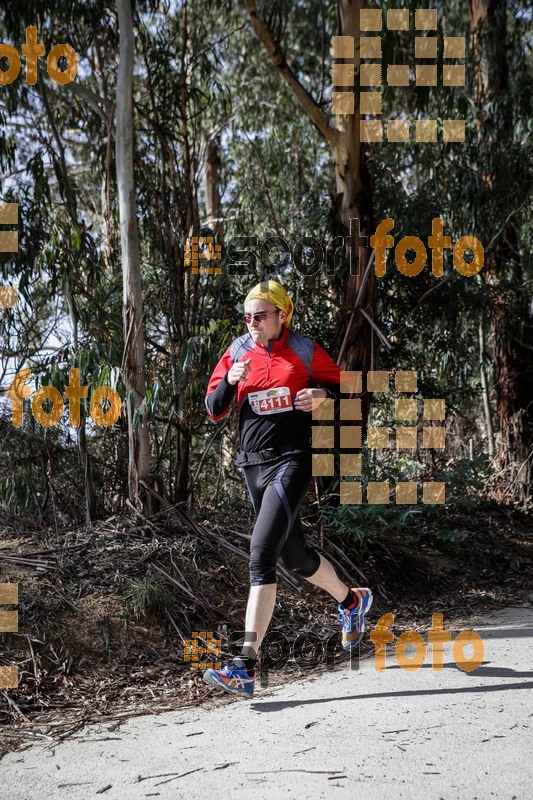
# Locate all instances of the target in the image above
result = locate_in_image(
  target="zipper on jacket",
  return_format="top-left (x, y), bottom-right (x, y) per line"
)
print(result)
top-left (266, 341), bottom-right (274, 381)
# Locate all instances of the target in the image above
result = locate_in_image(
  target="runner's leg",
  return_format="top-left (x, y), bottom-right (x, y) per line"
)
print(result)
top-left (303, 554), bottom-right (349, 602)
top-left (242, 456), bottom-right (312, 657)
top-left (241, 584), bottom-right (276, 660)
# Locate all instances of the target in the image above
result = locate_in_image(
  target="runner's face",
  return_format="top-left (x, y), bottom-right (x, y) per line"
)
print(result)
top-left (244, 299), bottom-right (286, 345)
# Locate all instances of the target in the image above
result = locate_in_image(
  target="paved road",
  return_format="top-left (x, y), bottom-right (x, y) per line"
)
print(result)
top-left (2, 606), bottom-right (532, 800)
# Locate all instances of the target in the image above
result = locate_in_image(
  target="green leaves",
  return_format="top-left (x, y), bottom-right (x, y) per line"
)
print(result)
top-left (131, 376), bottom-right (164, 432)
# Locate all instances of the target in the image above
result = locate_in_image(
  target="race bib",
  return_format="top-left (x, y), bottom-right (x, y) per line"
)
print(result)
top-left (248, 387), bottom-right (293, 415)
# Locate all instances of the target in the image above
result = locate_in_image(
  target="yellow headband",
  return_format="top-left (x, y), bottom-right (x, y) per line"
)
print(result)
top-left (244, 280), bottom-right (294, 327)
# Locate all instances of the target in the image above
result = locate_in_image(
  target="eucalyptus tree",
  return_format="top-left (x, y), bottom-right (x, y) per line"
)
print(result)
top-left (241, 0), bottom-right (377, 428)
top-left (466, 0), bottom-right (532, 500)
top-left (0, 2), bottom-right (114, 520)
top-left (344, 0), bottom-right (531, 500)
top-left (0, 0), bottom-right (211, 511)
top-left (116, 0), bottom-right (151, 507)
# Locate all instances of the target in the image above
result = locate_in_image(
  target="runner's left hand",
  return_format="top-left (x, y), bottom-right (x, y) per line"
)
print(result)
top-left (293, 388), bottom-right (328, 412)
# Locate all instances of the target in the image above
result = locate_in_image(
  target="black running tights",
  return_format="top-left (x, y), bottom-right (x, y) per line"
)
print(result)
top-left (242, 453), bottom-right (321, 586)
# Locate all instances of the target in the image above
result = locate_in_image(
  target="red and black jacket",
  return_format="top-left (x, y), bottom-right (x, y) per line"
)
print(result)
top-left (205, 326), bottom-right (341, 454)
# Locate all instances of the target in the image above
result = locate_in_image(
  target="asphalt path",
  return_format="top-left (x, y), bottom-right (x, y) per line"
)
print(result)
top-left (2, 605), bottom-right (532, 800)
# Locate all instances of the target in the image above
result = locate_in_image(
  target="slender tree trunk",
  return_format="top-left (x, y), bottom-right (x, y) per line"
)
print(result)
top-left (243, 0), bottom-right (376, 428)
top-left (204, 134), bottom-right (236, 476)
top-left (468, 0), bottom-right (532, 500)
top-left (172, 0), bottom-right (201, 505)
top-left (479, 319), bottom-right (495, 458)
top-left (65, 274), bottom-right (98, 522)
top-left (205, 135), bottom-right (224, 241)
top-left (41, 78), bottom-right (99, 520)
top-left (116, 0), bottom-right (151, 508)
top-left (93, 38), bottom-right (115, 275)
top-left (333, 0), bottom-right (376, 428)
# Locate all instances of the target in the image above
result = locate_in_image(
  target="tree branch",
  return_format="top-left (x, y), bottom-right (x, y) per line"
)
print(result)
top-left (37, 62), bottom-right (113, 132)
top-left (243, 0), bottom-right (336, 148)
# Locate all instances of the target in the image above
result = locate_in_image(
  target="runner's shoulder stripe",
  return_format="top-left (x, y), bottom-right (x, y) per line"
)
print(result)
top-left (229, 331), bottom-right (314, 379)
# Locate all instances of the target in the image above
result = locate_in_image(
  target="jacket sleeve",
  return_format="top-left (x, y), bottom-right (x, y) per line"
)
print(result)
top-left (205, 349), bottom-right (237, 420)
top-left (311, 343), bottom-right (342, 401)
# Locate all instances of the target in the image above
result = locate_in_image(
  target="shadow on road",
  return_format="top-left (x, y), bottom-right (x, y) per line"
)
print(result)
top-left (476, 627), bottom-right (533, 639)
top-left (383, 662), bottom-right (533, 678)
top-left (251, 680), bottom-right (533, 712)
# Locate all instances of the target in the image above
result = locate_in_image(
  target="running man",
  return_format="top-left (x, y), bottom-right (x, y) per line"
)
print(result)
top-left (203, 281), bottom-right (372, 698)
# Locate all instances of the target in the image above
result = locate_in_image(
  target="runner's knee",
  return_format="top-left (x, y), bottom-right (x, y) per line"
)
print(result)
top-left (249, 550), bottom-right (278, 585)
top-left (281, 547), bottom-right (320, 578)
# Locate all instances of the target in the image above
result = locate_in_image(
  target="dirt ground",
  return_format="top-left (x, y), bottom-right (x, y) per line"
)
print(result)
top-left (1, 498), bottom-right (532, 760)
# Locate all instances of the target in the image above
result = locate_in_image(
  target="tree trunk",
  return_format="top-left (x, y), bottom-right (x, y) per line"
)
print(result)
top-left (65, 273), bottom-right (98, 522)
top-left (174, 423), bottom-right (191, 506)
top-left (204, 134), bottom-right (236, 476)
top-left (205, 135), bottom-right (224, 241)
top-left (93, 37), bottom-right (115, 276)
top-left (333, 0), bottom-right (376, 428)
top-left (116, 0), bottom-right (151, 508)
top-left (468, 0), bottom-right (532, 500)
top-left (243, 0), bottom-right (376, 426)
top-left (171, 0), bottom-right (199, 505)
top-left (479, 319), bottom-right (495, 459)
top-left (41, 77), bottom-right (99, 521)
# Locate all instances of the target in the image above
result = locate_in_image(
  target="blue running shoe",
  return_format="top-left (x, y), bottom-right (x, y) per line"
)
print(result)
top-left (337, 588), bottom-right (373, 650)
top-left (203, 660), bottom-right (255, 699)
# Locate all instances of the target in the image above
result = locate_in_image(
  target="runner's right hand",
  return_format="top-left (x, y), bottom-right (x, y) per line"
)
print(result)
top-left (227, 358), bottom-right (252, 385)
